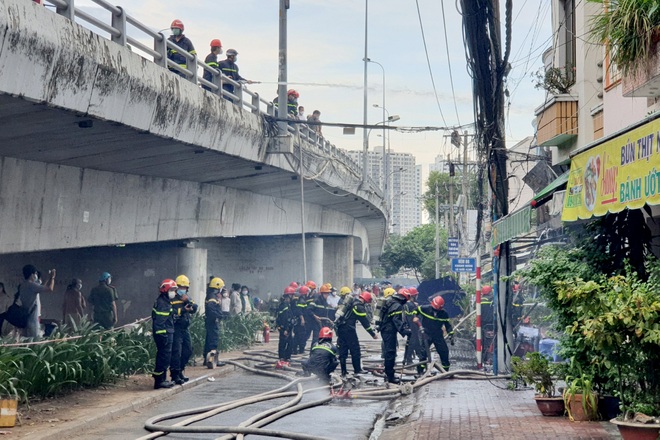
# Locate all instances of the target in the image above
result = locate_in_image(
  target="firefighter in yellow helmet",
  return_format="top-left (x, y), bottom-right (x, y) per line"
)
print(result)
top-left (204, 277), bottom-right (225, 368)
top-left (170, 275), bottom-right (198, 384)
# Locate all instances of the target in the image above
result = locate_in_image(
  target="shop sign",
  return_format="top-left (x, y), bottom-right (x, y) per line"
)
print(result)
top-left (562, 118), bottom-right (660, 221)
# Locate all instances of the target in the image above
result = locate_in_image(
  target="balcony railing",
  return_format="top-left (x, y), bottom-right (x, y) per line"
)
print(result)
top-left (534, 94), bottom-right (578, 147)
top-left (622, 41), bottom-right (660, 98)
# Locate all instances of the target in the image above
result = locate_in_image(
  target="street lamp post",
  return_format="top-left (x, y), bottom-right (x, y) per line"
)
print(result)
top-left (366, 58), bottom-right (386, 200)
top-left (362, 0), bottom-right (369, 185)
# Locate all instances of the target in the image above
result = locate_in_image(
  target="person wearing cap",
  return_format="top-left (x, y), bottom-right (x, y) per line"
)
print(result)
top-left (202, 38), bottom-right (223, 92)
top-left (218, 49), bottom-right (253, 102)
top-left (88, 272), bottom-right (118, 330)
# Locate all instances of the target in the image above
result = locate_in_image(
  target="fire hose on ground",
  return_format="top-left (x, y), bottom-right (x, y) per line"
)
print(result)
top-left (138, 334), bottom-right (507, 439)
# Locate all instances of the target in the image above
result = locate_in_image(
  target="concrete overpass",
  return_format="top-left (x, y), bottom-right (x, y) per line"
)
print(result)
top-left (0, 0), bottom-right (386, 322)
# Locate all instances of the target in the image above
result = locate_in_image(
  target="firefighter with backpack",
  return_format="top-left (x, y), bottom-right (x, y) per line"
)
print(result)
top-left (378, 288), bottom-right (411, 384)
top-left (413, 295), bottom-right (454, 372)
top-left (334, 291), bottom-right (377, 376)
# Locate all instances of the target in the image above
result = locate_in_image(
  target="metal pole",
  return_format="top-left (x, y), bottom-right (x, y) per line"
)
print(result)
top-left (300, 147), bottom-right (307, 282)
top-left (435, 183), bottom-right (440, 279)
top-left (476, 253), bottom-right (482, 369)
top-left (449, 160), bottom-right (454, 238)
top-left (462, 131), bottom-right (469, 257)
top-left (277, 0), bottom-right (288, 134)
top-left (361, 0), bottom-right (369, 185)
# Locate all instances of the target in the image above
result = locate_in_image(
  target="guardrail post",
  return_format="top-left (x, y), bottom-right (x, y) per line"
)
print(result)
top-left (236, 84), bottom-right (244, 107)
top-left (154, 33), bottom-right (167, 67)
top-left (251, 93), bottom-right (260, 115)
top-left (189, 56), bottom-right (198, 84)
top-left (267, 102), bottom-right (274, 116)
top-left (111, 6), bottom-right (127, 46)
top-left (56, 0), bottom-right (74, 20)
top-left (212, 70), bottom-right (222, 97)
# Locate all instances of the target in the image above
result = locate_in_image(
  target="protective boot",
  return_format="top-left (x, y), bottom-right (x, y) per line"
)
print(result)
top-left (384, 359), bottom-right (399, 384)
top-left (180, 369), bottom-right (190, 383)
top-left (340, 360), bottom-right (348, 377)
top-left (171, 370), bottom-right (184, 385)
top-left (154, 375), bottom-right (175, 389)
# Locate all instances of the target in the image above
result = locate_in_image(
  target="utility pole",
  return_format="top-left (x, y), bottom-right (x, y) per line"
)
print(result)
top-left (448, 154), bottom-right (455, 239)
top-left (435, 182), bottom-right (440, 279)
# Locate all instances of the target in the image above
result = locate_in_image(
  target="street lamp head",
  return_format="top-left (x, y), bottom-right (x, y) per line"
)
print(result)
top-left (388, 115), bottom-right (400, 122)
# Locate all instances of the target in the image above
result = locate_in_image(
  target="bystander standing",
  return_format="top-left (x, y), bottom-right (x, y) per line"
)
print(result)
top-left (62, 278), bottom-right (86, 328)
top-left (88, 272), bottom-right (118, 330)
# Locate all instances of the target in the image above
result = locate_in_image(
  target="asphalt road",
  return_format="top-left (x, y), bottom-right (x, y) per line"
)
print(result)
top-left (67, 368), bottom-right (388, 440)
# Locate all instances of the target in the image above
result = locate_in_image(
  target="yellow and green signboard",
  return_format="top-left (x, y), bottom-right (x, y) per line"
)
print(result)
top-left (562, 117), bottom-right (660, 222)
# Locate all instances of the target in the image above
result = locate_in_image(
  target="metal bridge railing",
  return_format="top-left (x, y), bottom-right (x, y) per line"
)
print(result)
top-left (38, 0), bottom-right (382, 198)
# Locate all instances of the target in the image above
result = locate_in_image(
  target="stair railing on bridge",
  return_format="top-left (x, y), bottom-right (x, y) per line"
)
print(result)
top-left (38, 0), bottom-right (381, 198)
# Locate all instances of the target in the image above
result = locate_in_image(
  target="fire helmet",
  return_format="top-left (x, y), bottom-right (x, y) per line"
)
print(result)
top-left (226, 48), bottom-right (238, 57)
top-left (383, 287), bottom-right (396, 298)
top-left (209, 277), bottom-right (225, 289)
top-left (319, 283), bottom-right (332, 293)
top-left (339, 286), bottom-right (352, 296)
top-left (298, 285), bottom-right (310, 296)
top-left (160, 279), bottom-right (178, 293)
top-left (170, 19), bottom-right (184, 31)
top-left (284, 286), bottom-right (297, 295)
top-left (175, 275), bottom-right (190, 288)
top-left (210, 39), bottom-right (222, 48)
top-left (359, 291), bottom-right (373, 303)
top-left (319, 327), bottom-right (333, 340)
top-left (287, 89), bottom-right (299, 98)
top-left (431, 296), bottom-right (445, 310)
top-left (306, 280), bottom-right (317, 289)
top-left (408, 287), bottom-right (418, 296)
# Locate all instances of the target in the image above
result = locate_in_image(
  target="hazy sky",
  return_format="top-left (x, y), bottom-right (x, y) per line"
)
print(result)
top-left (76, 0), bottom-right (552, 171)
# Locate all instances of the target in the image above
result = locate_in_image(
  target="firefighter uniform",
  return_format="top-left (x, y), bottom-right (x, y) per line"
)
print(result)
top-left (152, 291), bottom-right (174, 388)
top-left (336, 298), bottom-right (375, 376)
top-left (170, 294), bottom-right (198, 383)
top-left (167, 35), bottom-right (196, 76)
top-left (294, 295), bottom-right (314, 354)
top-left (403, 299), bottom-right (424, 372)
top-left (276, 296), bottom-right (298, 361)
top-left (380, 295), bottom-right (410, 383)
top-left (301, 340), bottom-right (339, 383)
top-left (204, 290), bottom-right (223, 360)
top-left (417, 304), bottom-right (454, 371)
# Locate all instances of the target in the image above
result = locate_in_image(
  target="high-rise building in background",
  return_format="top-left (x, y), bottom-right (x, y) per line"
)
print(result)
top-left (429, 153), bottom-right (480, 175)
top-left (347, 148), bottom-right (422, 236)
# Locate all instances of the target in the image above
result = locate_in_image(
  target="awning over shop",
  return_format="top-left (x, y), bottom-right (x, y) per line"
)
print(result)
top-left (531, 171), bottom-right (569, 208)
top-left (562, 115), bottom-right (660, 222)
top-left (492, 205), bottom-right (531, 247)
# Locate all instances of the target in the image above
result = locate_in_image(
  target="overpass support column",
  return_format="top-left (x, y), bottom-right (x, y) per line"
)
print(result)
top-left (176, 245), bottom-right (208, 308)
top-left (323, 237), bottom-right (353, 287)
top-left (306, 236), bottom-right (323, 285)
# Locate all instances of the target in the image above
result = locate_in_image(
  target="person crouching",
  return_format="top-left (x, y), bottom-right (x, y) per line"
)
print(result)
top-left (301, 326), bottom-right (338, 383)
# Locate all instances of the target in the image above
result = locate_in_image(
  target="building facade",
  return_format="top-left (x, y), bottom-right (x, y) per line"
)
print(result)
top-left (347, 149), bottom-right (422, 236)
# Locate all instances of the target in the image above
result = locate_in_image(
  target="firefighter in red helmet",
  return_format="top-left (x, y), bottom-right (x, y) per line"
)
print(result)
top-left (300, 326), bottom-right (339, 383)
top-left (276, 286), bottom-right (298, 365)
top-left (202, 38), bottom-right (223, 92)
top-left (152, 279), bottom-right (177, 389)
top-left (167, 19), bottom-right (196, 78)
top-left (413, 295), bottom-right (454, 372)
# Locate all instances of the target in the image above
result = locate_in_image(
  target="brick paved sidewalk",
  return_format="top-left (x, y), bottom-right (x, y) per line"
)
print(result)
top-left (409, 378), bottom-right (620, 440)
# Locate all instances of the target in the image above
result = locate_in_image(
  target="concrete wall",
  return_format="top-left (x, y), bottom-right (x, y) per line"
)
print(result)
top-left (204, 236), bottom-right (353, 302)
top-left (603, 84), bottom-right (654, 136)
top-left (323, 237), bottom-right (353, 288)
top-left (0, 242), bottom-right (181, 325)
top-left (0, 156), bottom-right (370, 255)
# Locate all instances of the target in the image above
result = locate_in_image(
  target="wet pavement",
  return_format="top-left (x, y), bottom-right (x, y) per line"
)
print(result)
top-left (6, 332), bottom-right (624, 440)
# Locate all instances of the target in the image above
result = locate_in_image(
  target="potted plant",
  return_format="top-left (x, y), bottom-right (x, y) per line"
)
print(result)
top-left (556, 267), bottom-right (660, 437)
top-left (511, 352), bottom-right (565, 416)
top-left (563, 367), bottom-right (599, 422)
top-left (588, 0), bottom-right (660, 76)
